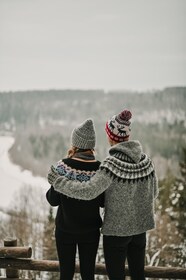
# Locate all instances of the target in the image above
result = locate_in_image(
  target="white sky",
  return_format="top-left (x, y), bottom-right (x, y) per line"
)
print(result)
top-left (0, 0), bottom-right (185, 91)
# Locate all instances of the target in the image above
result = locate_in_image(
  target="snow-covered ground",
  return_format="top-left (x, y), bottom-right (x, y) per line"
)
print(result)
top-left (0, 136), bottom-right (48, 209)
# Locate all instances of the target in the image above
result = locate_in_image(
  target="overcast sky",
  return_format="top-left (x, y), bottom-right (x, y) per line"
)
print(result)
top-left (0, 0), bottom-right (185, 91)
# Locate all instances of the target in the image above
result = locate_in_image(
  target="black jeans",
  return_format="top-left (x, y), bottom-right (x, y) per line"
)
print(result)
top-left (55, 229), bottom-right (100, 280)
top-left (103, 232), bottom-right (146, 280)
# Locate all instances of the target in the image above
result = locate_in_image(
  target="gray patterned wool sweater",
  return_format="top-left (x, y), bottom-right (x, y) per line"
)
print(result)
top-left (53, 140), bottom-right (159, 236)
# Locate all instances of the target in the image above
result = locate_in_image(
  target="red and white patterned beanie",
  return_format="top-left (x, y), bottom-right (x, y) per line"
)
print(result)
top-left (105, 109), bottom-right (132, 142)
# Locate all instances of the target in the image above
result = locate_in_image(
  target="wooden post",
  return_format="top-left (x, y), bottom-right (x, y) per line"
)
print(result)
top-left (3, 238), bottom-right (19, 279)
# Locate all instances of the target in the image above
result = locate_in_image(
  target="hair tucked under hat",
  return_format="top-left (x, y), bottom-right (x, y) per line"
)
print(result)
top-left (71, 119), bottom-right (96, 149)
top-left (105, 109), bottom-right (132, 142)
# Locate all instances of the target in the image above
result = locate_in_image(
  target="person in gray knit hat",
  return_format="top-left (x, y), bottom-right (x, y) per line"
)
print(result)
top-left (46, 119), bottom-right (104, 280)
top-left (47, 110), bottom-right (158, 280)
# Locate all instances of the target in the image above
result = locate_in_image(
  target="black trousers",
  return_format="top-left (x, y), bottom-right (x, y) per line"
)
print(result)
top-left (55, 229), bottom-right (100, 280)
top-left (103, 232), bottom-right (146, 280)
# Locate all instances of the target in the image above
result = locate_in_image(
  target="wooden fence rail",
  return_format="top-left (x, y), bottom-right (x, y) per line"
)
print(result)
top-left (0, 239), bottom-right (186, 279)
top-left (1, 258), bottom-right (186, 279)
top-left (0, 247), bottom-right (32, 259)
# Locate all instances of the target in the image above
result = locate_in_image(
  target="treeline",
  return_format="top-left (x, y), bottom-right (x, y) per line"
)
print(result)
top-left (0, 87), bottom-right (185, 128)
top-left (0, 87), bottom-right (186, 177)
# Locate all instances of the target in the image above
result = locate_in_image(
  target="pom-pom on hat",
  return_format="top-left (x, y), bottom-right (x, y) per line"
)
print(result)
top-left (105, 109), bottom-right (132, 142)
top-left (71, 119), bottom-right (96, 149)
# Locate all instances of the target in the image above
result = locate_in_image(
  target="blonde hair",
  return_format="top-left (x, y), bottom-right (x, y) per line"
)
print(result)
top-left (66, 147), bottom-right (78, 158)
top-left (66, 146), bottom-right (95, 158)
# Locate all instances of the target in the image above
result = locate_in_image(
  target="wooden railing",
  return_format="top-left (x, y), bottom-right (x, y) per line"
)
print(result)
top-left (0, 239), bottom-right (186, 279)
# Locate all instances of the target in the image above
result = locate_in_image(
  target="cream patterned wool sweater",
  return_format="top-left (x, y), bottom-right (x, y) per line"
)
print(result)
top-left (52, 141), bottom-right (159, 236)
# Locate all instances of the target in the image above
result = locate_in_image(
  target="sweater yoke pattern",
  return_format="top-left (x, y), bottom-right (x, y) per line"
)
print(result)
top-left (100, 152), bottom-right (155, 182)
top-left (55, 160), bottom-right (97, 182)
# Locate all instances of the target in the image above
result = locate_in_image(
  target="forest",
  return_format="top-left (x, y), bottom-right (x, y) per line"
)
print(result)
top-left (0, 87), bottom-right (186, 279)
top-left (0, 87), bottom-right (185, 177)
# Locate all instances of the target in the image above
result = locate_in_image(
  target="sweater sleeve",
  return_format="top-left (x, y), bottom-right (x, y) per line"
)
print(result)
top-left (46, 186), bottom-right (61, 206)
top-left (53, 169), bottom-right (111, 200)
top-left (153, 172), bottom-right (159, 199)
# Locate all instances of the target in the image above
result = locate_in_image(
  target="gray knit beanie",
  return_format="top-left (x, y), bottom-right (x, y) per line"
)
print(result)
top-left (71, 119), bottom-right (96, 149)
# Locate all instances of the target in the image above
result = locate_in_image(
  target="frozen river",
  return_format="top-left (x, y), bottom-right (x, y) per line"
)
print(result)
top-left (0, 136), bottom-right (48, 209)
